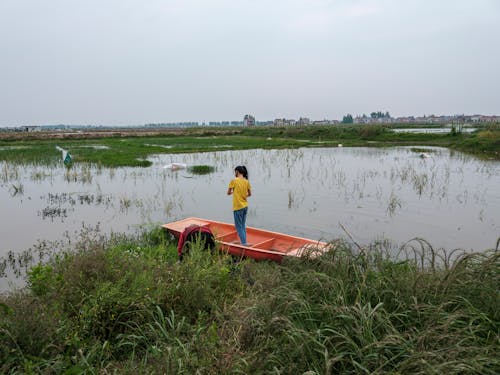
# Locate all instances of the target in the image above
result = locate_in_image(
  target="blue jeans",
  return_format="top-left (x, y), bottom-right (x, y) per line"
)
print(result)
top-left (233, 207), bottom-right (248, 245)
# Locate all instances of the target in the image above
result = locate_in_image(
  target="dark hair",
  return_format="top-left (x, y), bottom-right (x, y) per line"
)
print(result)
top-left (235, 165), bottom-right (248, 180)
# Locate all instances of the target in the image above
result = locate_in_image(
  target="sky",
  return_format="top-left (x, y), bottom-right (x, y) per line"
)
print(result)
top-left (1, 0), bottom-right (499, 126)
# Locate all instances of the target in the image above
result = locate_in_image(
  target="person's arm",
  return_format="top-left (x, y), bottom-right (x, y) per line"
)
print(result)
top-left (227, 187), bottom-right (233, 195)
top-left (247, 188), bottom-right (251, 197)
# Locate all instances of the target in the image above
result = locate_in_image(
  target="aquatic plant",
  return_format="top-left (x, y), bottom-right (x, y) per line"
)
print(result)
top-left (1, 163), bottom-right (19, 182)
top-left (387, 192), bottom-right (402, 216)
top-left (9, 183), bottom-right (23, 196)
top-left (187, 165), bottom-right (215, 174)
top-left (120, 196), bottom-right (132, 211)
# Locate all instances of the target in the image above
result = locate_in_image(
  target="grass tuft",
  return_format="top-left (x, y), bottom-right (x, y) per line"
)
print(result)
top-left (188, 165), bottom-right (216, 174)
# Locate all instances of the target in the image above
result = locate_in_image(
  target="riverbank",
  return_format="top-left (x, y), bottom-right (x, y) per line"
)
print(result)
top-left (1, 228), bottom-right (498, 373)
top-left (0, 124), bottom-right (498, 167)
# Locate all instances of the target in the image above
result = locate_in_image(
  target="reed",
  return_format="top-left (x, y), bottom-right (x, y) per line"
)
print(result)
top-left (0, 229), bottom-right (498, 374)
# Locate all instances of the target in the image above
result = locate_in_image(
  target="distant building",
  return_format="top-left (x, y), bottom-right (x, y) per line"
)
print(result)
top-left (273, 118), bottom-right (296, 126)
top-left (354, 115), bottom-right (370, 124)
top-left (298, 117), bottom-right (311, 125)
top-left (273, 118), bottom-right (284, 127)
top-left (244, 115), bottom-right (255, 126)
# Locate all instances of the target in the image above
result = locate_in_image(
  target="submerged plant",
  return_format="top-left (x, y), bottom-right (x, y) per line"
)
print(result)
top-left (387, 192), bottom-right (402, 216)
top-left (120, 196), bottom-right (132, 211)
top-left (9, 183), bottom-right (23, 196)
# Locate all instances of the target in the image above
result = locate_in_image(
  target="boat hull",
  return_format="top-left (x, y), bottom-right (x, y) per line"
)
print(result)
top-left (162, 217), bottom-right (331, 262)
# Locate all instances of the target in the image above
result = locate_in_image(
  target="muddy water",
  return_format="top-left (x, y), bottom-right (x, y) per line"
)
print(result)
top-left (1, 147), bottom-right (499, 286)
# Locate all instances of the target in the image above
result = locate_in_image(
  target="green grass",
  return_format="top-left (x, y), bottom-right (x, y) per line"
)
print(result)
top-left (188, 165), bottom-right (216, 175)
top-left (449, 124), bottom-right (500, 157)
top-left (1, 228), bottom-right (498, 374)
top-left (1, 124), bottom-right (498, 167)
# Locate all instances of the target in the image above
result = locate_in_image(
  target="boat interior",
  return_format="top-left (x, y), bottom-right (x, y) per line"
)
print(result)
top-left (162, 217), bottom-right (327, 255)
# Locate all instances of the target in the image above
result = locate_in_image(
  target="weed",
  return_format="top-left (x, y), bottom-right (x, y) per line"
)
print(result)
top-left (188, 165), bottom-right (215, 174)
top-left (387, 192), bottom-right (402, 216)
top-left (1, 230), bottom-right (498, 373)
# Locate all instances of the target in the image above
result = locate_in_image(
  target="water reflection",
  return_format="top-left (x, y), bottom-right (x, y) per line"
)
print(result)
top-left (0, 147), bottom-right (499, 267)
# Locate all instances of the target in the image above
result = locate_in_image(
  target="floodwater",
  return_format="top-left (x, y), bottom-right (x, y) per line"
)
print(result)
top-left (1, 147), bottom-right (499, 288)
top-left (392, 128), bottom-right (477, 134)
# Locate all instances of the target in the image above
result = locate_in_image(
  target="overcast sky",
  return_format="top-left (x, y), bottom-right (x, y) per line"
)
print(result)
top-left (1, 0), bottom-right (499, 126)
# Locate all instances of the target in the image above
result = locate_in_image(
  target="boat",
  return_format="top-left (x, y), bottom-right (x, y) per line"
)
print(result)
top-left (162, 217), bottom-right (333, 262)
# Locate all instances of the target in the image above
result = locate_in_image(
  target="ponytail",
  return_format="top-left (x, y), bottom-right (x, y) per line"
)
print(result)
top-left (235, 165), bottom-right (249, 180)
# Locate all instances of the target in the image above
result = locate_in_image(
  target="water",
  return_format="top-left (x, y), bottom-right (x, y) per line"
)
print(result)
top-left (1, 147), bottom-right (499, 288)
top-left (392, 128), bottom-right (477, 133)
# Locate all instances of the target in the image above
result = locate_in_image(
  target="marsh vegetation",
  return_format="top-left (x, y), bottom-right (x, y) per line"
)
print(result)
top-left (187, 165), bottom-right (216, 175)
top-left (1, 146), bottom-right (498, 287)
top-left (0, 124), bottom-right (498, 168)
top-left (0, 228), bottom-right (498, 373)
top-left (0, 127), bottom-right (499, 372)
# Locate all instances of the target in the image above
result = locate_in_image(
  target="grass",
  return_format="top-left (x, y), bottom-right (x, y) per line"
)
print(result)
top-left (0, 124), bottom-right (498, 167)
top-left (1, 228), bottom-right (498, 374)
top-left (188, 165), bottom-right (216, 175)
top-left (450, 124), bottom-right (500, 157)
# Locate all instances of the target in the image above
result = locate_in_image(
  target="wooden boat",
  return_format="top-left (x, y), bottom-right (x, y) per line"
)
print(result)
top-left (162, 217), bottom-right (332, 262)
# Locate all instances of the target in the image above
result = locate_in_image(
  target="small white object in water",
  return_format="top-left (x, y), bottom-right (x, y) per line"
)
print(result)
top-left (419, 153), bottom-right (430, 158)
top-left (163, 163), bottom-right (187, 170)
top-left (338, 144), bottom-right (343, 147)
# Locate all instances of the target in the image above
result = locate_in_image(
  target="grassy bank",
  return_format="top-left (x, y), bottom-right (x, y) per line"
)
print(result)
top-left (449, 125), bottom-right (500, 157)
top-left (1, 229), bottom-right (498, 374)
top-left (0, 124), bottom-right (498, 167)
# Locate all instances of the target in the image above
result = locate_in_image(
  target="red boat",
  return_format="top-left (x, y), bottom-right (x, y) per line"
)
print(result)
top-left (162, 217), bottom-right (333, 262)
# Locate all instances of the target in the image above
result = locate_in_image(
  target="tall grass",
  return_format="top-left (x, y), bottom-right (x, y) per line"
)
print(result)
top-left (234, 243), bottom-right (499, 374)
top-left (1, 230), bottom-right (498, 374)
top-left (452, 124), bottom-right (500, 157)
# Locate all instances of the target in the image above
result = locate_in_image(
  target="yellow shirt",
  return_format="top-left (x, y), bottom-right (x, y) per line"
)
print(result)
top-left (228, 178), bottom-right (251, 211)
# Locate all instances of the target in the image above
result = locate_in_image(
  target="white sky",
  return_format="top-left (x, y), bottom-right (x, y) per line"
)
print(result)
top-left (1, 0), bottom-right (499, 126)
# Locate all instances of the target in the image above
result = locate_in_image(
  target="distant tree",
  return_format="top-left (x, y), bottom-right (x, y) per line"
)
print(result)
top-left (370, 111), bottom-right (390, 119)
top-left (342, 114), bottom-right (353, 124)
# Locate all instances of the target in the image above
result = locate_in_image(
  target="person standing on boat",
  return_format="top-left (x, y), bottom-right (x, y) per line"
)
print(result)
top-left (227, 166), bottom-right (252, 245)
